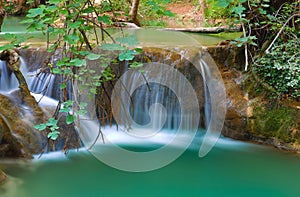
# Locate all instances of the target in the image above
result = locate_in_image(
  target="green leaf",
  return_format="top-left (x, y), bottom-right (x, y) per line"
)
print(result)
top-left (82, 6), bottom-right (94, 13)
top-left (34, 124), bottom-right (47, 131)
top-left (217, 0), bottom-right (229, 8)
top-left (0, 44), bottom-right (13, 51)
top-left (66, 114), bottom-right (75, 125)
top-left (261, 4), bottom-right (269, 8)
top-left (50, 125), bottom-right (59, 131)
top-left (48, 131), bottom-right (60, 140)
top-left (27, 8), bottom-right (44, 18)
top-left (20, 18), bottom-right (34, 24)
top-left (134, 48), bottom-right (143, 53)
top-left (233, 5), bottom-right (245, 15)
top-left (258, 8), bottom-right (267, 15)
top-left (64, 34), bottom-right (80, 44)
top-left (87, 53), bottom-right (101, 60)
top-left (3, 33), bottom-right (16, 40)
top-left (69, 21), bottom-right (83, 28)
top-left (46, 5), bottom-right (57, 12)
top-left (70, 58), bottom-right (87, 67)
top-left (47, 117), bottom-right (58, 126)
top-left (52, 67), bottom-right (62, 74)
top-left (130, 61), bottom-right (143, 68)
top-left (89, 88), bottom-right (97, 94)
top-left (119, 50), bottom-right (136, 61)
top-left (48, 0), bottom-right (60, 4)
top-left (60, 83), bottom-right (67, 89)
top-left (98, 15), bottom-right (112, 24)
top-left (64, 100), bottom-right (74, 107)
top-left (163, 10), bottom-right (175, 17)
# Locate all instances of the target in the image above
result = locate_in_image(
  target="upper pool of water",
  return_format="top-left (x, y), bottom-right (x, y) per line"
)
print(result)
top-left (1, 17), bottom-right (241, 47)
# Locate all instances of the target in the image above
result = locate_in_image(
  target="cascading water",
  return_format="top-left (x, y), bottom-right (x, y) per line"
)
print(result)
top-left (0, 58), bottom-right (28, 92)
top-left (0, 31), bottom-right (224, 169)
top-left (27, 71), bottom-right (56, 98)
top-left (0, 48), bottom-right (213, 141)
top-left (0, 59), bottom-right (71, 100)
top-left (199, 59), bottom-right (212, 128)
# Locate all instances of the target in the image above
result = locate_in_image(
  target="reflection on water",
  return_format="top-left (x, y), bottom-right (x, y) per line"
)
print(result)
top-left (1, 135), bottom-right (300, 197)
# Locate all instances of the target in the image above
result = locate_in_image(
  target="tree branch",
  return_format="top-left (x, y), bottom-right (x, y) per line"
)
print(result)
top-left (265, 14), bottom-right (300, 54)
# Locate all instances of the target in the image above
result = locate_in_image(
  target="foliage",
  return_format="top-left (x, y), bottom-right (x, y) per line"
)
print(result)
top-left (0, 33), bottom-right (26, 51)
top-left (253, 38), bottom-right (300, 99)
top-left (139, 0), bottom-right (175, 26)
top-left (24, 0), bottom-right (142, 140)
top-left (215, 0), bottom-right (300, 98)
top-left (204, 0), bottom-right (233, 24)
top-left (34, 117), bottom-right (60, 140)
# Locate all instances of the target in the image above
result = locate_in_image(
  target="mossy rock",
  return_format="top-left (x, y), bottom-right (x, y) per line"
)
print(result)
top-left (250, 102), bottom-right (300, 146)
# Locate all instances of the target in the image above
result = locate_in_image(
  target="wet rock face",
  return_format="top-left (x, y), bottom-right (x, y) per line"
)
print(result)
top-left (220, 69), bottom-right (251, 140)
top-left (0, 93), bottom-right (40, 158)
top-left (19, 48), bottom-right (50, 72)
top-left (206, 45), bottom-right (245, 70)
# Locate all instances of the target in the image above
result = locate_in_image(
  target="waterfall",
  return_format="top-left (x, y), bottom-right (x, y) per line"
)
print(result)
top-left (199, 59), bottom-right (211, 128)
top-left (0, 50), bottom-right (212, 132)
top-left (0, 59), bottom-right (71, 100)
top-left (27, 71), bottom-right (56, 98)
top-left (0, 58), bottom-right (28, 92)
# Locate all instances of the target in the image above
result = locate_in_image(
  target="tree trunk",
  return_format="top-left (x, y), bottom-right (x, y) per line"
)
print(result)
top-left (0, 8), bottom-right (5, 32)
top-left (14, 0), bottom-right (31, 16)
top-left (129, 0), bottom-right (140, 26)
top-left (199, 0), bottom-right (206, 22)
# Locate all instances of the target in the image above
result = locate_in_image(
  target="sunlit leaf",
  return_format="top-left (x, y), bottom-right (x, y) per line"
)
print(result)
top-left (66, 114), bottom-right (75, 125)
top-left (27, 8), bottom-right (44, 18)
top-left (34, 124), bottom-right (47, 131)
top-left (118, 50), bottom-right (136, 61)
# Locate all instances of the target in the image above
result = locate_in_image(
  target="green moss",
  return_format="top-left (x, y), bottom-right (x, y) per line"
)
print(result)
top-left (242, 75), bottom-right (265, 99)
top-left (252, 105), bottom-right (300, 143)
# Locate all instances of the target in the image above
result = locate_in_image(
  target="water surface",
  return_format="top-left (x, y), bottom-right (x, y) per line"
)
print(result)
top-left (1, 136), bottom-right (300, 197)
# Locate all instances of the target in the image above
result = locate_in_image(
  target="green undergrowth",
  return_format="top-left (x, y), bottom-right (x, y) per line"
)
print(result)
top-left (253, 38), bottom-right (300, 100)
